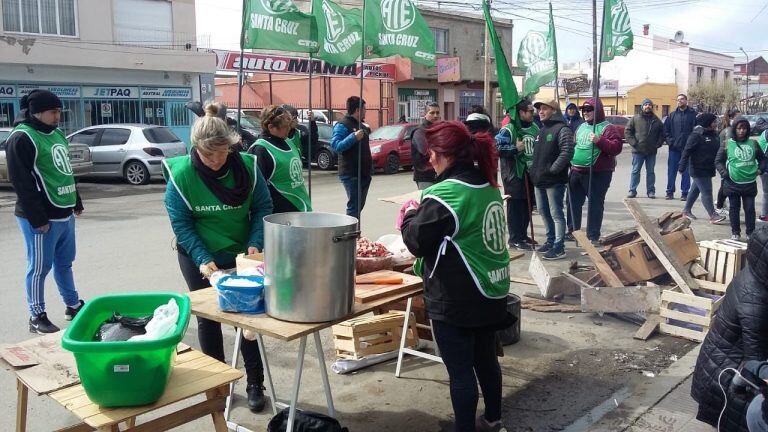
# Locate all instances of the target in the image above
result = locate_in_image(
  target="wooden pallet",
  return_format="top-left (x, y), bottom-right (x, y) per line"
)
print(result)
top-left (332, 312), bottom-right (418, 359)
top-left (658, 288), bottom-right (724, 342)
top-left (698, 239), bottom-right (747, 285)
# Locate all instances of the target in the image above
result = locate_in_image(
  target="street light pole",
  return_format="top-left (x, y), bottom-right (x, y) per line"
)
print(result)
top-left (740, 47), bottom-right (749, 113)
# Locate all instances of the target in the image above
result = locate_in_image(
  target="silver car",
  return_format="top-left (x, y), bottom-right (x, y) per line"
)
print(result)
top-left (68, 124), bottom-right (187, 185)
top-left (1, 127), bottom-right (93, 184)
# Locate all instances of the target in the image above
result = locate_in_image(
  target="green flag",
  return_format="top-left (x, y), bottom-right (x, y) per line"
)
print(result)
top-left (313, 0), bottom-right (362, 66)
top-left (364, 0), bottom-right (435, 66)
top-left (517, 3), bottom-right (558, 97)
top-left (482, 0), bottom-right (521, 118)
top-left (601, 0), bottom-right (633, 62)
top-left (242, 0), bottom-right (318, 53)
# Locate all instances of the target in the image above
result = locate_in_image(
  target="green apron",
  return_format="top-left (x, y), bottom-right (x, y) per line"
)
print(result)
top-left (252, 138), bottom-right (312, 211)
top-left (12, 124), bottom-right (77, 207)
top-left (571, 121), bottom-right (609, 168)
top-left (726, 138), bottom-right (758, 184)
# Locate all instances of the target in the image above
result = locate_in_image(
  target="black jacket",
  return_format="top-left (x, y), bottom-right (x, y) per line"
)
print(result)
top-left (247, 132), bottom-right (299, 213)
top-left (6, 115), bottom-right (83, 228)
top-left (529, 111), bottom-right (574, 187)
top-left (401, 163), bottom-right (507, 328)
top-left (337, 116), bottom-right (372, 178)
top-left (625, 112), bottom-right (665, 155)
top-left (679, 126), bottom-right (720, 178)
top-left (664, 107), bottom-right (697, 151)
top-left (411, 118), bottom-right (436, 183)
top-left (691, 226), bottom-right (768, 431)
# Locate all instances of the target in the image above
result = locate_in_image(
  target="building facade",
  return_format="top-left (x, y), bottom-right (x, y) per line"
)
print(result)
top-left (0, 0), bottom-right (215, 143)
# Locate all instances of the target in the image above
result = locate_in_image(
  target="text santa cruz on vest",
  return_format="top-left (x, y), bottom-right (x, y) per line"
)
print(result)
top-left (195, 204), bottom-right (243, 212)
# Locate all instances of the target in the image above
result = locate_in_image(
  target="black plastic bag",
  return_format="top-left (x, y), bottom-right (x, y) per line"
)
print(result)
top-left (95, 313), bottom-right (152, 342)
top-left (267, 408), bottom-right (348, 432)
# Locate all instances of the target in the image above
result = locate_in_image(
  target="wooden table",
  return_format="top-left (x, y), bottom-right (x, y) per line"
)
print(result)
top-left (187, 271), bottom-right (423, 432)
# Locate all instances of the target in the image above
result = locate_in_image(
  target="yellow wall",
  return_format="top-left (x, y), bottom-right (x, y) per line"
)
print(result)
top-left (626, 83), bottom-right (679, 117)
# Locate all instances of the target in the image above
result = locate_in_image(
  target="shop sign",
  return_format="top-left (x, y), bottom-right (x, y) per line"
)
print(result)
top-left (0, 84), bottom-right (16, 97)
top-left (145, 108), bottom-right (154, 118)
top-left (437, 57), bottom-right (460, 83)
top-left (140, 87), bottom-right (192, 99)
top-left (101, 103), bottom-right (112, 118)
top-left (82, 86), bottom-right (139, 99)
top-left (19, 84), bottom-right (81, 98)
top-left (156, 108), bottom-right (165, 117)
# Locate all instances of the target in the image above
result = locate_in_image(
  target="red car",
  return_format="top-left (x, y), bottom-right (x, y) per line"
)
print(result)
top-left (605, 115), bottom-right (629, 140)
top-left (369, 123), bottom-right (419, 174)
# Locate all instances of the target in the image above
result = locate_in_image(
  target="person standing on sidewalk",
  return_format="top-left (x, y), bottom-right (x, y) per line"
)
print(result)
top-left (6, 89), bottom-right (86, 334)
top-left (715, 110), bottom-right (742, 217)
top-left (664, 94), bottom-right (697, 200)
top-left (529, 99), bottom-right (574, 260)
top-left (568, 98), bottom-right (623, 244)
top-left (331, 96), bottom-right (372, 219)
top-left (564, 102), bottom-right (584, 133)
top-left (757, 129), bottom-right (768, 221)
top-left (679, 113), bottom-right (725, 224)
top-left (496, 99), bottom-right (539, 250)
top-left (715, 117), bottom-right (766, 241)
top-left (411, 102), bottom-right (440, 190)
top-left (625, 98), bottom-right (664, 198)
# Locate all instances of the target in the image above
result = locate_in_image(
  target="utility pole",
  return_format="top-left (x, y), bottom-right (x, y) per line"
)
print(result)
top-left (483, 0), bottom-right (491, 111)
top-left (740, 47), bottom-right (750, 113)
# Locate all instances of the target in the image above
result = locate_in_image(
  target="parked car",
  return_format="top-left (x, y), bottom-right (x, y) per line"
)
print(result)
top-left (1, 127), bottom-right (93, 184)
top-left (68, 124), bottom-right (186, 185)
top-left (369, 123), bottom-right (418, 174)
top-left (298, 121), bottom-right (337, 170)
top-left (605, 115), bottom-right (629, 140)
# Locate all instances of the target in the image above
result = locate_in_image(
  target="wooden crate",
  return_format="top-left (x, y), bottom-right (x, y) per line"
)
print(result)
top-left (698, 239), bottom-right (747, 286)
top-left (332, 311), bottom-right (418, 360)
top-left (659, 288), bottom-right (724, 342)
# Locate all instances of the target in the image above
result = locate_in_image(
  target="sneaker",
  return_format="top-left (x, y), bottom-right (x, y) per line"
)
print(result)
top-left (564, 232), bottom-right (577, 242)
top-left (536, 242), bottom-right (553, 253)
top-left (627, 191), bottom-right (637, 198)
top-left (476, 415), bottom-right (507, 432)
top-left (681, 211), bottom-right (697, 220)
top-left (731, 234), bottom-right (741, 241)
top-left (246, 384), bottom-right (267, 412)
top-left (525, 237), bottom-right (539, 246)
top-left (665, 194), bottom-right (674, 200)
top-left (64, 300), bottom-right (85, 321)
top-left (29, 313), bottom-right (60, 334)
top-left (680, 195), bottom-right (688, 201)
top-left (716, 207), bottom-right (729, 217)
top-left (648, 192), bottom-right (656, 199)
top-left (509, 241), bottom-right (533, 251)
top-left (710, 215), bottom-right (726, 224)
top-left (543, 245), bottom-right (566, 260)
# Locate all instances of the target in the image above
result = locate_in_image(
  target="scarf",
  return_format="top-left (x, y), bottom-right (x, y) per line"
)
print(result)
top-left (190, 148), bottom-right (252, 207)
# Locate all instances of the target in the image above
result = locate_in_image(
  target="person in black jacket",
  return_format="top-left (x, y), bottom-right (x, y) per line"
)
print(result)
top-left (330, 96), bottom-right (371, 219)
top-left (679, 113), bottom-right (725, 223)
top-left (664, 94), bottom-right (697, 200)
top-left (401, 120), bottom-right (511, 432)
top-left (6, 90), bottom-right (86, 334)
top-left (411, 102), bottom-right (440, 189)
top-left (530, 99), bottom-right (575, 260)
top-left (691, 226), bottom-right (768, 432)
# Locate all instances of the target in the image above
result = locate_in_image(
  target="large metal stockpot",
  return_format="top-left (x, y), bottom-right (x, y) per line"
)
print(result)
top-left (263, 212), bottom-right (359, 322)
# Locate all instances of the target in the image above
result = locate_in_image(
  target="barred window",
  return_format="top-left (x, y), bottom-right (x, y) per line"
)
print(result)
top-left (2, 0), bottom-right (77, 36)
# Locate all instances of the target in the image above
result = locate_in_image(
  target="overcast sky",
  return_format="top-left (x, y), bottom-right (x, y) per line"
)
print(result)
top-left (195, 0), bottom-right (766, 64)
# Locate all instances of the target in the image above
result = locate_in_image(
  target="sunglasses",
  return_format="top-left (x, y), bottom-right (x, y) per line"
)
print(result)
top-left (581, 106), bottom-right (594, 112)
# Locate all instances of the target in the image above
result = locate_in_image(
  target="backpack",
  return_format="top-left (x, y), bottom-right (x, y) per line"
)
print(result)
top-left (267, 408), bottom-right (349, 432)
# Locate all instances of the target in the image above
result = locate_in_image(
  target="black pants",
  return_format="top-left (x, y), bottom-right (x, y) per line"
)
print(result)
top-left (177, 250), bottom-right (264, 385)
top-left (507, 198), bottom-right (530, 244)
top-left (568, 170), bottom-right (613, 241)
top-left (729, 194), bottom-right (756, 236)
top-left (432, 320), bottom-right (502, 432)
top-left (717, 183), bottom-right (727, 209)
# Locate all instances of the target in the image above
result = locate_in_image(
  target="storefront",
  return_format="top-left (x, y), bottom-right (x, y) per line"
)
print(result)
top-left (0, 83), bottom-right (194, 143)
top-left (397, 88), bottom-right (438, 123)
top-left (458, 90), bottom-right (484, 121)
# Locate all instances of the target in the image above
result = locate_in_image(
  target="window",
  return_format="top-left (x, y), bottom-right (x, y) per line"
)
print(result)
top-left (69, 129), bottom-right (100, 146)
top-left (143, 127), bottom-right (181, 143)
top-left (634, 105), bottom-right (642, 114)
top-left (724, 71), bottom-right (731, 81)
top-left (431, 28), bottom-right (448, 54)
top-left (113, 0), bottom-right (173, 46)
top-left (2, 0), bottom-right (77, 36)
top-left (662, 105), bottom-right (670, 117)
top-left (99, 128), bottom-right (131, 146)
top-left (696, 67), bottom-right (704, 84)
top-left (711, 69), bottom-right (717, 81)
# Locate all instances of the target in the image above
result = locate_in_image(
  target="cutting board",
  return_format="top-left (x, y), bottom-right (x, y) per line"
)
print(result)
top-left (354, 270), bottom-right (422, 304)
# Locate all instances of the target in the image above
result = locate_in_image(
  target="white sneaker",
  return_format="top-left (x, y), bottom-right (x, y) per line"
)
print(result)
top-left (716, 208), bottom-right (729, 217)
top-left (731, 234), bottom-right (741, 241)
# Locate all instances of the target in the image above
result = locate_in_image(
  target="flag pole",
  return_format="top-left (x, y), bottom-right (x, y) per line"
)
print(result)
top-left (236, 0), bottom-right (247, 138)
top-left (356, 0), bottom-right (366, 229)
top-left (308, 57), bottom-right (314, 198)
top-left (588, 0), bottom-right (601, 227)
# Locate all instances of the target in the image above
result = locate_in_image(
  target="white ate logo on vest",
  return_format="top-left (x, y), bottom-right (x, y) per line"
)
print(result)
top-left (289, 157), bottom-right (304, 188)
top-left (734, 144), bottom-right (754, 162)
top-left (51, 143), bottom-right (73, 175)
top-left (381, 0), bottom-right (415, 32)
top-left (483, 202), bottom-right (507, 254)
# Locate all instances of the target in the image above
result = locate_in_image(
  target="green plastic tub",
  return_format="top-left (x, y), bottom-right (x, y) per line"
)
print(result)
top-left (61, 293), bottom-right (191, 407)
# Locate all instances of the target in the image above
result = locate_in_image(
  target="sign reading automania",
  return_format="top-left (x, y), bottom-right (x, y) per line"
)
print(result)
top-left (215, 50), bottom-right (396, 81)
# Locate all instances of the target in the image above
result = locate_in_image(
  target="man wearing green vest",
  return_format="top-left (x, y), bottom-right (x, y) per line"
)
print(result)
top-left (715, 117), bottom-right (767, 241)
top-left (567, 98), bottom-right (623, 244)
top-left (495, 99), bottom-right (539, 250)
top-left (6, 90), bottom-right (85, 334)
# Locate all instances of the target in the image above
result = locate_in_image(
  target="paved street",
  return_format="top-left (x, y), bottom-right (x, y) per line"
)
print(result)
top-left (0, 146), bottom-right (743, 431)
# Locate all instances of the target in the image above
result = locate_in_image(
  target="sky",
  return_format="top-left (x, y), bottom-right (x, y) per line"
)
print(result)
top-left (195, 0), bottom-right (767, 64)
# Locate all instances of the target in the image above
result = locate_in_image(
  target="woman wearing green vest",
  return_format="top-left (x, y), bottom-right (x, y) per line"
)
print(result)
top-left (758, 130), bottom-right (768, 221)
top-left (247, 105), bottom-right (312, 213)
top-left (715, 117), bottom-right (766, 241)
top-left (163, 103), bottom-right (273, 412)
top-left (401, 121), bottom-right (512, 432)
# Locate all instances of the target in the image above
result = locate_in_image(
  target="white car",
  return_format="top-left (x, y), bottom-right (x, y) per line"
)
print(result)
top-left (1, 127), bottom-right (93, 184)
top-left (68, 124), bottom-right (187, 185)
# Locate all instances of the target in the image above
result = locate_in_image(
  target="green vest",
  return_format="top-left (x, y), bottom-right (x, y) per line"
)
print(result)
top-left (162, 153), bottom-right (257, 255)
top-left (12, 124), bottom-right (77, 208)
top-left (726, 138), bottom-right (758, 184)
top-left (413, 180), bottom-right (510, 298)
top-left (571, 121), bottom-right (608, 167)
top-left (253, 138), bottom-right (312, 211)
top-left (503, 121), bottom-right (540, 178)
top-left (758, 131), bottom-right (767, 153)
top-left (287, 130), bottom-right (302, 156)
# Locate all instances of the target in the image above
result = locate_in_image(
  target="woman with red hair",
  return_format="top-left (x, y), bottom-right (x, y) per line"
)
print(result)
top-left (401, 121), bottom-right (511, 432)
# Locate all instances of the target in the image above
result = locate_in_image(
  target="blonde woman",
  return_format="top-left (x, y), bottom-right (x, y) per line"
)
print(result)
top-left (248, 105), bottom-right (312, 212)
top-left (162, 102), bottom-right (273, 411)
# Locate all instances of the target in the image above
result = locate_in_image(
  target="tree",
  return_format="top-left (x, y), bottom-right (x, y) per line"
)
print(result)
top-left (688, 80), bottom-right (741, 114)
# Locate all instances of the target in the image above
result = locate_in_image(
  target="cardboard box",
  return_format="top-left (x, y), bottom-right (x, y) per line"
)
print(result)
top-left (607, 228), bottom-right (699, 284)
top-left (236, 252), bottom-right (264, 275)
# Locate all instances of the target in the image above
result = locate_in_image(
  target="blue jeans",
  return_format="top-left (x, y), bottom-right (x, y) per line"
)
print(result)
top-left (748, 394), bottom-right (768, 432)
top-left (629, 153), bottom-right (657, 195)
top-left (16, 215), bottom-right (80, 317)
top-left (684, 176), bottom-right (716, 217)
top-left (535, 184), bottom-right (566, 248)
top-left (761, 173), bottom-right (768, 217)
top-left (666, 149), bottom-right (690, 196)
top-left (340, 175), bottom-right (372, 219)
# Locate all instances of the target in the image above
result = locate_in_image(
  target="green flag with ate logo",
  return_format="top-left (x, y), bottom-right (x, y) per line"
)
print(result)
top-left (364, 0), bottom-right (435, 66)
top-left (481, 0), bottom-right (520, 117)
top-left (242, 0), bottom-right (318, 53)
top-left (313, 0), bottom-right (362, 66)
top-left (600, 0), bottom-right (633, 62)
top-left (517, 2), bottom-right (558, 97)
